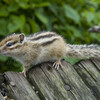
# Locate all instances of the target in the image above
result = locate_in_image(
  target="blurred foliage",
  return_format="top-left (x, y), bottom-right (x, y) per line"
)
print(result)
top-left (0, 0), bottom-right (100, 72)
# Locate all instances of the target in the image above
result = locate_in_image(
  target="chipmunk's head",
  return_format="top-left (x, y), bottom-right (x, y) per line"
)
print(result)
top-left (0, 33), bottom-right (25, 57)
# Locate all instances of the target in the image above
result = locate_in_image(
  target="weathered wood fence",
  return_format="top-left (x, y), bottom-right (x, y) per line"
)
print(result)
top-left (0, 58), bottom-right (100, 100)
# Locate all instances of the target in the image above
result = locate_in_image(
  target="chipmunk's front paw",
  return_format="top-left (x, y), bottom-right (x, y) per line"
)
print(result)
top-left (20, 66), bottom-right (29, 77)
top-left (20, 71), bottom-right (26, 77)
top-left (53, 60), bottom-right (63, 70)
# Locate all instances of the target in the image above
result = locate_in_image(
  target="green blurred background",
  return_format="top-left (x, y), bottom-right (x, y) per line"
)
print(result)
top-left (0, 0), bottom-right (100, 73)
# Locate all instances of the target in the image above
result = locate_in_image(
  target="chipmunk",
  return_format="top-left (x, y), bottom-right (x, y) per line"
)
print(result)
top-left (0, 31), bottom-right (100, 76)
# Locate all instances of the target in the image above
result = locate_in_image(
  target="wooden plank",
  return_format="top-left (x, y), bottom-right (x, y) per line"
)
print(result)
top-left (80, 59), bottom-right (100, 82)
top-left (4, 72), bottom-right (40, 100)
top-left (41, 63), bottom-right (79, 100)
top-left (74, 60), bottom-right (100, 100)
top-left (1, 59), bottom-right (99, 100)
top-left (91, 58), bottom-right (100, 71)
top-left (28, 63), bottom-right (69, 100)
top-left (57, 61), bottom-right (97, 100)
top-left (0, 74), bottom-right (6, 100)
top-left (0, 93), bottom-right (5, 100)
top-left (28, 61), bottom-right (97, 100)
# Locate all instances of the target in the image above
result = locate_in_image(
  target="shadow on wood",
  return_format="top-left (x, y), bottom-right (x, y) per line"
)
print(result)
top-left (0, 59), bottom-right (100, 100)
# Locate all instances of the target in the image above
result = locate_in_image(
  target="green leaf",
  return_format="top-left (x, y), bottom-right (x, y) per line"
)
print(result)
top-left (30, 2), bottom-right (50, 8)
top-left (20, 23), bottom-right (30, 34)
top-left (0, 4), bottom-right (9, 17)
top-left (29, 19), bottom-right (40, 33)
top-left (0, 55), bottom-right (8, 62)
top-left (15, 0), bottom-right (29, 9)
top-left (7, 2), bottom-right (19, 12)
top-left (3, 0), bottom-right (14, 4)
top-left (93, 12), bottom-right (100, 23)
top-left (35, 8), bottom-right (49, 25)
top-left (64, 5), bottom-right (80, 23)
top-left (64, 57), bottom-right (82, 65)
top-left (8, 15), bottom-right (26, 33)
top-left (67, 25), bottom-right (82, 38)
top-left (49, 4), bottom-right (67, 24)
top-left (87, 1), bottom-right (99, 9)
top-left (86, 12), bottom-right (95, 23)
top-left (0, 19), bottom-right (8, 36)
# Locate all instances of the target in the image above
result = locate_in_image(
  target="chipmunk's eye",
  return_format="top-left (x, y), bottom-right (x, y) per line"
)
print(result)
top-left (6, 42), bottom-right (14, 47)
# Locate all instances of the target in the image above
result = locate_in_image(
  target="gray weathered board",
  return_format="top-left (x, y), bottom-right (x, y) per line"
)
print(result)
top-left (0, 58), bottom-right (100, 100)
top-left (0, 93), bottom-right (5, 100)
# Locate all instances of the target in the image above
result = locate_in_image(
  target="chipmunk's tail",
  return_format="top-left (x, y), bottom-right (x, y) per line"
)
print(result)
top-left (66, 44), bottom-right (100, 58)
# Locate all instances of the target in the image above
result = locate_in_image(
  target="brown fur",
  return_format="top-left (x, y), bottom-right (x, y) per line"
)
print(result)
top-left (1, 32), bottom-right (100, 76)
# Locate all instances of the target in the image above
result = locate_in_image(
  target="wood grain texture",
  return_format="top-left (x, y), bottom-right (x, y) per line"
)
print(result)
top-left (0, 59), bottom-right (99, 100)
top-left (4, 72), bottom-right (40, 100)
top-left (74, 59), bottom-right (100, 100)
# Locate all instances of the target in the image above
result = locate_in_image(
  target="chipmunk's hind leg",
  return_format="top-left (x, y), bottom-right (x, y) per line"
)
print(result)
top-left (53, 60), bottom-right (63, 70)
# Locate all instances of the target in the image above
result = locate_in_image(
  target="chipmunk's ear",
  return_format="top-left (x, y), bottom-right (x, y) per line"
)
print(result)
top-left (19, 33), bottom-right (25, 43)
